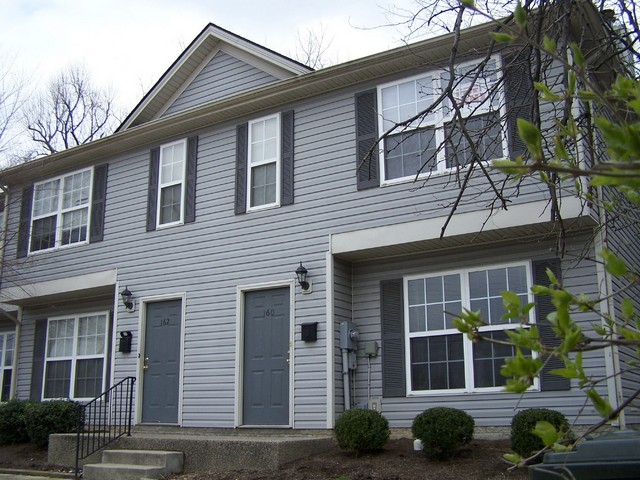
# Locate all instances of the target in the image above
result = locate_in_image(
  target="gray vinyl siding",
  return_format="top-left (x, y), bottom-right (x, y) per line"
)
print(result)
top-left (162, 51), bottom-right (278, 117)
top-left (333, 258), bottom-right (352, 417)
top-left (3, 59), bottom-right (602, 429)
top-left (349, 235), bottom-right (608, 428)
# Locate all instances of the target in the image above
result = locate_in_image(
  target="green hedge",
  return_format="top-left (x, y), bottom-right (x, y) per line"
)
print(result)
top-left (412, 407), bottom-right (475, 459)
top-left (24, 401), bottom-right (82, 448)
top-left (335, 408), bottom-right (390, 453)
top-left (510, 408), bottom-right (569, 460)
top-left (0, 399), bottom-right (32, 444)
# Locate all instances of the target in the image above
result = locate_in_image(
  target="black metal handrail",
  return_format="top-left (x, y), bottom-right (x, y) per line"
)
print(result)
top-left (75, 376), bottom-right (136, 479)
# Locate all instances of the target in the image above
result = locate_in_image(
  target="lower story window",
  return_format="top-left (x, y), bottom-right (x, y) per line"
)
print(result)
top-left (406, 262), bottom-right (532, 394)
top-left (0, 333), bottom-right (15, 401)
top-left (43, 313), bottom-right (108, 400)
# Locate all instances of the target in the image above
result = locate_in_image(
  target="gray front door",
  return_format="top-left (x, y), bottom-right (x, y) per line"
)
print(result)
top-left (243, 287), bottom-right (290, 425)
top-left (142, 299), bottom-right (181, 424)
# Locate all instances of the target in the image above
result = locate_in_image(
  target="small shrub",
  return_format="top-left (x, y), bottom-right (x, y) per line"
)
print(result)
top-left (25, 401), bottom-right (82, 448)
top-left (510, 408), bottom-right (569, 460)
top-left (412, 407), bottom-right (474, 459)
top-left (334, 408), bottom-right (390, 453)
top-left (0, 399), bottom-right (32, 444)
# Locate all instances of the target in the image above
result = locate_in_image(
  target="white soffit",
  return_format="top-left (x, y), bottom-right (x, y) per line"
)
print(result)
top-left (0, 269), bottom-right (118, 306)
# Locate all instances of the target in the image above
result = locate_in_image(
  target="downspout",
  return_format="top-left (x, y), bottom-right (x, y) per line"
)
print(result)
top-left (0, 186), bottom-right (9, 288)
top-left (10, 308), bottom-right (21, 399)
top-left (594, 191), bottom-right (624, 428)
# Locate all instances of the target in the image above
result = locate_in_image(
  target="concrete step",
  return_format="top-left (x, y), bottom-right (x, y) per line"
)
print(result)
top-left (103, 449), bottom-right (184, 469)
top-left (83, 450), bottom-right (184, 480)
top-left (82, 463), bottom-right (165, 480)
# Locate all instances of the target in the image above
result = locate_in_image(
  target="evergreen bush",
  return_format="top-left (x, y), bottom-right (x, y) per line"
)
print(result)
top-left (510, 408), bottom-right (569, 459)
top-left (24, 401), bottom-right (82, 448)
top-left (412, 407), bottom-right (474, 459)
top-left (0, 399), bottom-right (31, 444)
top-left (334, 408), bottom-right (390, 453)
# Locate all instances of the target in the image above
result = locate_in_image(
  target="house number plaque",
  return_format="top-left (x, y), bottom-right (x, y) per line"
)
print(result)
top-left (264, 309), bottom-right (276, 317)
top-left (160, 318), bottom-right (171, 327)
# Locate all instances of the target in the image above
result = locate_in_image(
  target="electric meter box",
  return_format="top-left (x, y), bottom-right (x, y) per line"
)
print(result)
top-left (339, 321), bottom-right (358, 350)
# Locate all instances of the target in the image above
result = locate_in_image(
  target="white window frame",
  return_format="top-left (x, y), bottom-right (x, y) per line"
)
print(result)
top-left (404, 261), bottom-right (538, 396)
top-left (246, 113), bottom-right (281, 212)
top-left (42, 312), bottom-right (109, 401)
top-left (157, 138), bottom-right (187, 228)
top-left (0, 332), bottom-right (15, 402)
top-left (377, 55), bottom-right (508, 185)
top-left (29, 167), bottom-right (94, 254)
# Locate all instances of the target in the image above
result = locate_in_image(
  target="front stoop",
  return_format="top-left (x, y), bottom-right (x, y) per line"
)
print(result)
top-left (82, 450), bottom-right (184, 480)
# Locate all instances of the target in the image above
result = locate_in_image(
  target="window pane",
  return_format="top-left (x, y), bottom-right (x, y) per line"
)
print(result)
top-left (508, 266), bottom-right (528, 293)
top-left (31, 216), bottom-right (57, 252)
top-left (44, 360), bottom-right (71, 398)
top-left (408, 279), bottom-right (425, 306)
top-left (443, 275), bottom-right (461, 301)
top-left (61, 208), bottom-right (88, 245)
top-left (160, 143), bottom-right (185, 183)
top-left (445, 112), bottom-right (502, 168)
top-left (77, 315), bottom-right (107, 356)
top-left (251, 163), bottom-right (277, 207)
top-left (488, 268), bottom-right (508, 296)
top-left (472, 330), bottom-right (517, 388)
top-left (426, 277), bottom-right (443, 303)
top-left (409, 305), bottom-right (426, 332)
top-left (75, 358), bottom-right (104, 398)
top-left (410, 335), bottom-right (464, 391)
top-left (469, 270), bottom-right (487, 299)
top-left (62, 170), bottom-right (91, 209)
top-left (5, 333), bottom-right (14, 367)
top-left (384, 128), bottom-right (437, 180)
top-left (33, 180), bottom-right (60, 217)
top-left (160, 184), bottom-right (182, 224)
top-left (1, 370), bottom-right (11, 402)
top-left (426, 304), bottom-right (445, 331)
top-left (47, 319), bottom-right (75, 357)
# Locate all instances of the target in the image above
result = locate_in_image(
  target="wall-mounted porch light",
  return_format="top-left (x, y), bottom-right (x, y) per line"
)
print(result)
top-left (120, 286), bottom-right (135, 312)
top-left (295, 262), bottom-right (312, 294)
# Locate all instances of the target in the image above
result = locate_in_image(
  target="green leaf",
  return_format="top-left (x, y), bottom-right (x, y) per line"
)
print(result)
top-left (491, 32), bottom-right (515, 43)
top-left (570, 42), bottom-right (585, 67)
top-left (532, 421), bottom-right (559, 447)
top-left (535, 82), bottom-right (561, 102)
top-left (460, 0), bottom-right (475, 7)
top-left (514, 2), bottom-right (527, 27)
top-left (578, 90), bottom-right (599, 102)
top-left (503, 453), bottom-right (522, 464)
top-left (542, 36), bottom-right (557, 53)
top-left (600, 249), bottom-right (628, 276)
top-left (586, 389), bottom-right (614, 418)
top-left (621, 298), bottom-right (635, 318)
top-left (517, 119), bottom-right (543, 160)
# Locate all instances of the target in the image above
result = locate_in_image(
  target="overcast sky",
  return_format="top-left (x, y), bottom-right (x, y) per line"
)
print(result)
top-left (1, 0), bottom-right (421, 111)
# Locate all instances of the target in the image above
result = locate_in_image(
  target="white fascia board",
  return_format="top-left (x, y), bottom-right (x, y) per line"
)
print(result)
top-left (0, 269), bottom-right (118, 305)
top-left (331, 197), bottom-right (585, 255)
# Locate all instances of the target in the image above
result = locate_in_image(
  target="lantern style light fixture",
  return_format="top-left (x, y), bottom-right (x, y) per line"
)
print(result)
top-left (295, 262), bottom-right (312, 293)
top-left (120, 286), bottom-right (135, 311)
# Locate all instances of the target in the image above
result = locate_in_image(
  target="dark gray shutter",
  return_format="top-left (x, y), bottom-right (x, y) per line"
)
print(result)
top-left (146, 147), bottom-right (160, 232)
top-left (30, 319), bottom-right (47, 401)
top-left (90, 163), bottom-right (108, 243)
top-left (355, 90), bottom-right (380, 190)
top-left (17, 186), bottom-right (34, 258)
top-left (504, 50), bottom-right (535, 159)
top-left (235, 123), bottom-right (248, 215)
top-left (381, 279), bottom-right (406, 397)
top-left (281, 110), bottom-right (294, 206)
top-left (185, 136), bottom-right (198, 224)
top-left (533, 258), bottom-right (570, 391)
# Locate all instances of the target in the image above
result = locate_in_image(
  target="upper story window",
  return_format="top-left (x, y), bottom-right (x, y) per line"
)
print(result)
top-left (405, 262), bottom-right (534, 395)
top-left (248, 114), bottom-right (280, 210)
top-left (158, 139), bottom-right (186, 227)
top-left (30, 168), bottom-right (93, 253)
top-left (43, 312), bottom-right (108, 401)
top-left (146, 137), bottom-right (198, 232)
top-left (234, 111), bottom-right (294, 214)
top-left (378, 56), bottom-right (505, 184)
